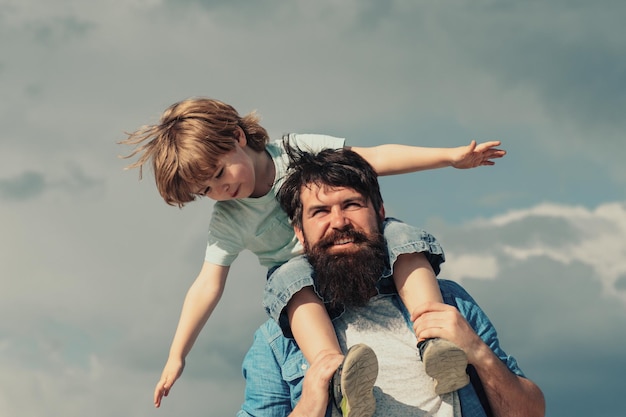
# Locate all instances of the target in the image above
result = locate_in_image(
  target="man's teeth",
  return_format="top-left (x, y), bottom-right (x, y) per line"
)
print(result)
top-left (335, 238), bottom-right (353, 245)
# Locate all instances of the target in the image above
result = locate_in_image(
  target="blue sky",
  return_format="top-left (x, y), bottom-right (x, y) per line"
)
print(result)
top-left (1, 1), bottom-right (625, 416)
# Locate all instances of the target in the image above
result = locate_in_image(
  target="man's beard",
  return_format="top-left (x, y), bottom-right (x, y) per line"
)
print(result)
top-left (305, 226), bottom-right (387, 311)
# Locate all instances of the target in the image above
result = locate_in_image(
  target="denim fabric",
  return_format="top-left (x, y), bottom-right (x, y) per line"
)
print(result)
top-left (383, 217), bottom-right (445, 276)
top-left (262, 218), bottom-right (446, 337)
top-left (263, 255), bottom-right (317, 338)
top-left (239, 279), bottom-right (525, 417)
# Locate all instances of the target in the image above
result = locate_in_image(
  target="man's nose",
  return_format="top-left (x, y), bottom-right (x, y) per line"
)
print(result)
top-left (329, 207), bottom-right (349, 228)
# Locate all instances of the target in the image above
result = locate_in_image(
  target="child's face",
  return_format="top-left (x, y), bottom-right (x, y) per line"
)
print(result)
top-left (195, 131), bottom-right (257, 201)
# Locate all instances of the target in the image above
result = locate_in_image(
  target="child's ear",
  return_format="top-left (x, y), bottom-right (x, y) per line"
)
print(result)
top-left (234, 126), bottom-right (247, 147)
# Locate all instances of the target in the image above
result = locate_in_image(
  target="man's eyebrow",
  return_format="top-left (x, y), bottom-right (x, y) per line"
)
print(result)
top-left (304, 203), bottom-right (329, 214)
top-left (342, 195), bottom-right (367, 206)
top-left (304, 195), bottom-right (366, 213)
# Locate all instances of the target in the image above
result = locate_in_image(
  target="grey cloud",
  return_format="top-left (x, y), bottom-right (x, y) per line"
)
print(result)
top-left (162, 0), bottom-right (398, 34)
top-left (0, 171), bottom-right (46, 200)
top-left (614, 274), bottom-right (626, 291)
top-left (0, 165), bottom-right (104, 201)
top-left (436, 215), bottom-right (583, 254)
top-left (445, 2), bottom-right (626, 131)
top-left (163, 0), bottom-right (280, 17)
top-left (461, 256), bottom-right (626, 417)
top-left (27, 16), bottom-right (95, 46)
top-left (54, 163), bottom-right (105, 194)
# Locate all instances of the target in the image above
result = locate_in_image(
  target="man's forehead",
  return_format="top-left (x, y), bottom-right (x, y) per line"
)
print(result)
top-left (300, 184), bottom-right (364, 203)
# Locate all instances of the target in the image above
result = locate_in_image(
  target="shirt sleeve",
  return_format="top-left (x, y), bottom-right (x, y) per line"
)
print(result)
top-left (283, 133), bottom-right (346, 153)
top-left (238, 323), bottom-right (296, 417)
top-left (204, 202), bottom-right (245, 266)
top-left (440, 279), bottom-right (525, 377)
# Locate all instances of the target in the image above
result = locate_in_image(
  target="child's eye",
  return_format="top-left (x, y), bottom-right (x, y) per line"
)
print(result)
top-left (201, 186), bottom-right (211, 196)
top-left (215, 168), bottom-right (224, 179)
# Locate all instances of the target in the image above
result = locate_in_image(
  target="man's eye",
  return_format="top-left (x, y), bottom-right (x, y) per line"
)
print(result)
top-left (345, 202), bottom-right (362, 210)
top-left (312, 209), bottom-right (328, 217)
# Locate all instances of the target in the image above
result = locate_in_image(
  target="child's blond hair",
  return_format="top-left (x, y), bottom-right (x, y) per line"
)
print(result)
top-left (120, 97), bottom-right (269, 207)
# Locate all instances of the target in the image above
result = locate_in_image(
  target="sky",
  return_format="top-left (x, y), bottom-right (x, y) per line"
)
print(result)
top-left (1, 1), bottom-right (625, 416)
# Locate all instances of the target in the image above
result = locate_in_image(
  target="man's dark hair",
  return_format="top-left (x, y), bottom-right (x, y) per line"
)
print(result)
top-left (277, 140), bottom-right (384, 230)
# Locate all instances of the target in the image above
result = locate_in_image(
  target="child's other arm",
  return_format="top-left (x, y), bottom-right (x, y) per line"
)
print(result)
top-left (348, 140), bottom-right (505, 176)
top-left (154, 261), bottom-right (229, 407)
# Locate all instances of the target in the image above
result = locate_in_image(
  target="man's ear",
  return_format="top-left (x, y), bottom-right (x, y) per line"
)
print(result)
top-left (294, 226), bottom-right (305, 245)
top-left (378, 204), bottom-right (386, 221)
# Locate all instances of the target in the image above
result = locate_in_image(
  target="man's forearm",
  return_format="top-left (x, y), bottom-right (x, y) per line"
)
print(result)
top-left (288, 398), bottom-right (327, 417)
top-left (473, 344), bottom-right (545, 417)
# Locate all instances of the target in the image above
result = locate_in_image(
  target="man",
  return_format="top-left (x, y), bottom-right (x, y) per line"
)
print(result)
top-left (238, 148), bottom-right (545, 417)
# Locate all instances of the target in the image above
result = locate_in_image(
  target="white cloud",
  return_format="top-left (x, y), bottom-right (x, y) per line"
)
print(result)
top-left (440, 253), bottom-right (499, 281)
top-left (442, 201), bottom-right (626, 304)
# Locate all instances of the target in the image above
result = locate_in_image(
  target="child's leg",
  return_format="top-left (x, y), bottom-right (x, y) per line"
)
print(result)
top-left (393, 252), bottom-right (443, 313)
top-left (287, 286), bottom-right (342, 363)
top-left (393, 253), bottom-right (469, 394)
top-left (385, 219), bottom-right (469, 395)
top-left (264, 256), bottom-right (343, 362)
top-left (383, 218), bottom-right (444, 315)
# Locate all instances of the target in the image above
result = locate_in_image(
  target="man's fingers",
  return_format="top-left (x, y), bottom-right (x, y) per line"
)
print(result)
top-left (410, 300), bottom-right (451, 321)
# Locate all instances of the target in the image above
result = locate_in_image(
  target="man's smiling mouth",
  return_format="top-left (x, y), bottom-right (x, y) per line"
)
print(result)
top-left (334, 238), bottom-right (354, 245)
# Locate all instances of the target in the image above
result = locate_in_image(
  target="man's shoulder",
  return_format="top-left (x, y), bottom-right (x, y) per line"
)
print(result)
top-left (256, 319), bottom-right (285, 343)
top-left (438, 279), bottom-right (479, 307)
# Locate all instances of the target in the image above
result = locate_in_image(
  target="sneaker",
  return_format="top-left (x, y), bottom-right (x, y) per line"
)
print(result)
top-left (330, 343), bottom-right (378, 417)
top-left (419, 338), bottom-right (470, 395)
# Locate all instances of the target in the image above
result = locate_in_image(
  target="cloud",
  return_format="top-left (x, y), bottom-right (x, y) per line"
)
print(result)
top-left (437, 1), bottom-right (626, 129)
top-left (0, 171), bottom-right (46, 200)
top-left (431, 201), bottom-right (626, 416)
top-left (0, 164), bottom-right (103, 201)
top-left (439, 201), bottom-right (626, 304)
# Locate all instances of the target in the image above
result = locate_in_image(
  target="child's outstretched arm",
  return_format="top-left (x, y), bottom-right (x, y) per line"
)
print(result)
top-left (349, 140), bottom-right (505, 175)
top-left (154, 261), bottom-right (229, 408)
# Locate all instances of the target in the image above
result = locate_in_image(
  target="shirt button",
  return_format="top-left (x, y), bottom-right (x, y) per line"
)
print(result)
top-left (301, 364), bottom-right (308, 370)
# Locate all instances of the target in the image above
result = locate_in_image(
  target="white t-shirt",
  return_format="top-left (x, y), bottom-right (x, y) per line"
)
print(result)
top-left (333, 295), bottom-right (461, 417)
top-left (204, 134), bottom-right (345, 269)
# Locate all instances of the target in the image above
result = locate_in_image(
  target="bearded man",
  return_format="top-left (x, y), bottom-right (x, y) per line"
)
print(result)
top-left (238, 148), bottom-right (545, 417)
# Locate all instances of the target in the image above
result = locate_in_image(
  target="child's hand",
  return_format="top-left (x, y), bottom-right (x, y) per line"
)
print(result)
top-left (451, 140), bottom-right (506, 169)
top-left (154, 357), bottom-right (185, 408)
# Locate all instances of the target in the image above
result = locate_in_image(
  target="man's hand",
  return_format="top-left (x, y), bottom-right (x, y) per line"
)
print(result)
top-left (451, 140), bottom-right (506, 169)
top-left (411, 302), bottom-right (546, 417)
top-left (154, 357), bottom-right (185, 408)
top-left (290, 350), bottom-right (343, 417)
top-left (410, 301), bottom-right (486, 364)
